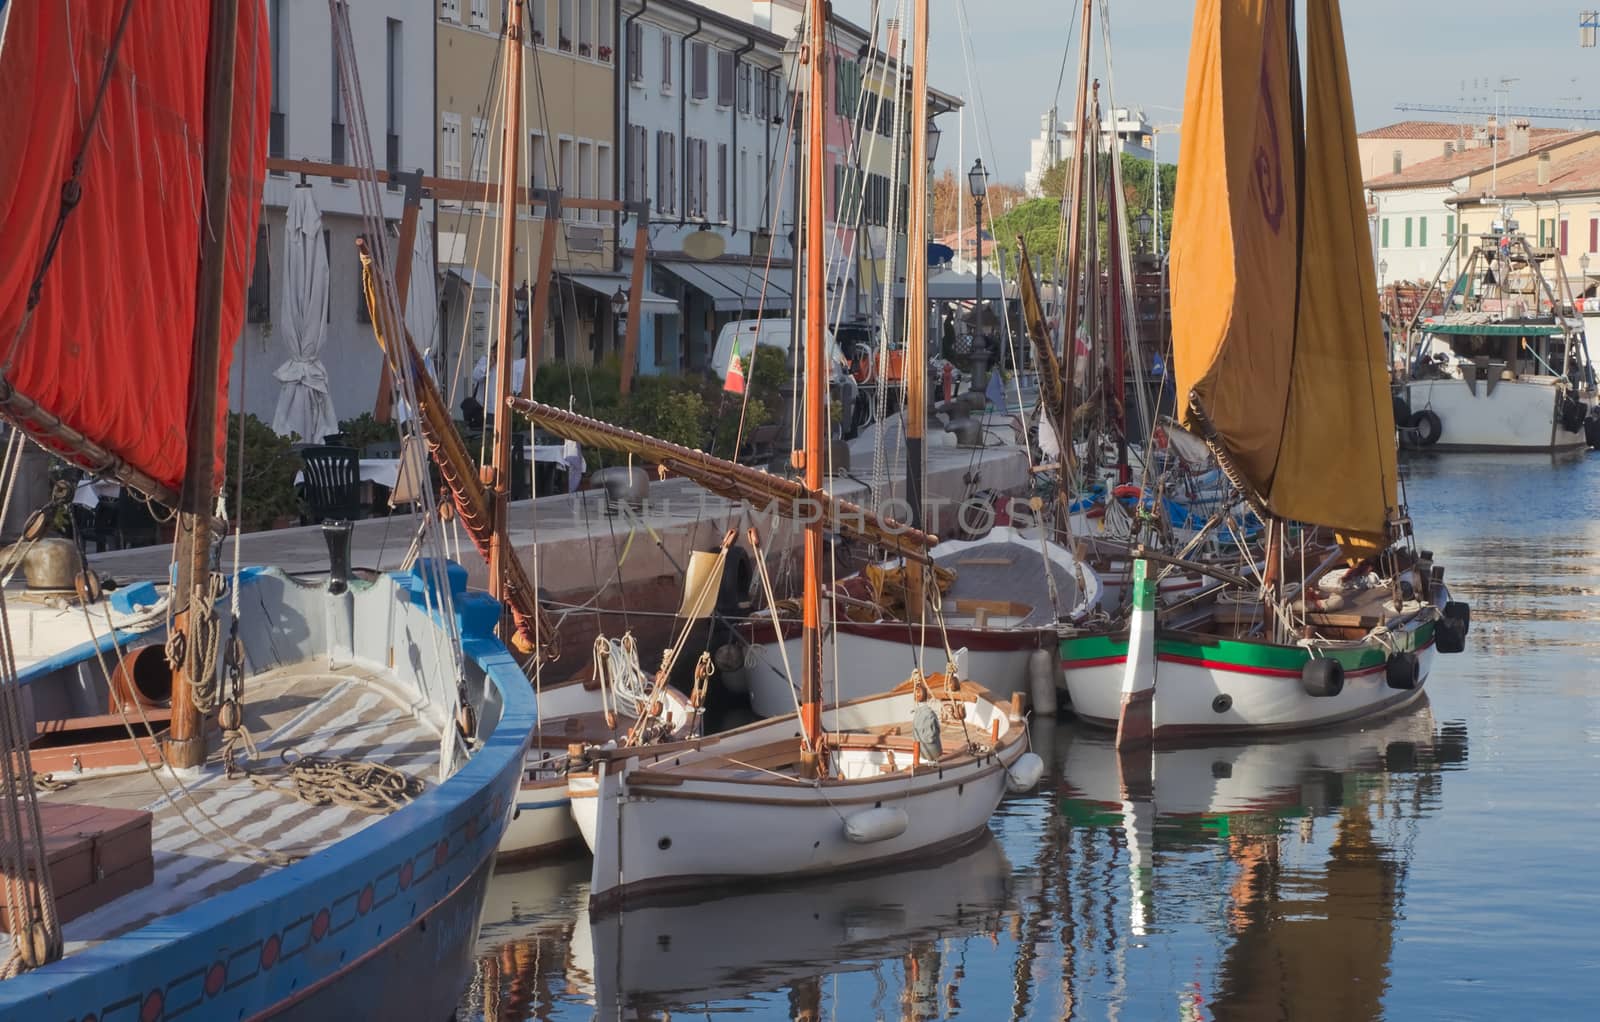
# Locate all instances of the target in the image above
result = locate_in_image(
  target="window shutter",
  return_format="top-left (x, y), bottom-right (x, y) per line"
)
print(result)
top-left (1561, 219), bottom-right (1570, 255)
top-left (1381, 218), bottom-right (1389, 247)
top-left (1419, 216), bottom-right (1426, 247)
top-left (1404, 217), bottom-right (1412, 248)
top-left (1446, 215), bottom-right (1454, 244)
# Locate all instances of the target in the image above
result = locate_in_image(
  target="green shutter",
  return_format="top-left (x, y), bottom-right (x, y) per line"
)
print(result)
top-left (1382, 218), bottom-right (1390, 247)
top-left (1446, 215), bottom-right (1455, 244)
top-left (1404, 217), bottom-right (1412, 247)
top-left (1419, 216), bottom-right (1427, 246)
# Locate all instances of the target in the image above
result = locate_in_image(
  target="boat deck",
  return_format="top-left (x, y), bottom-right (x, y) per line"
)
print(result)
top-left (937, 540), bottom-right (1081, 627)
top-left (638, 718), bottom-right (988, 784)
top-left (1, 662), bottom-right (443, 962)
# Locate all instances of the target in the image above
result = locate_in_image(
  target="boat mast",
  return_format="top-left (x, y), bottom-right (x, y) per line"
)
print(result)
top-left (489, 0), bottom-right (526, 615)
top-left (1058, 0), bottom-right (1094, 456)
top-left (799, 0), bottom-right (828, 772)
top-left (170, 0), bottom-right (243, 769)
top-left (904, 0), bottom-right (931, 625)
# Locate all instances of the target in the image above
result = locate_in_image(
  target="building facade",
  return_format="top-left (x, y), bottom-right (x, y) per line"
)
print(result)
top-left (235, 0), bottom-right (435, 435)
top-left (1366, 128), bottom-right (1600, 285)
top-left (618, 0), bottom-right (793, 374)
top-left (435, 0), bottom-right (619, 404)
top-left (1025, 105), bottom-right (1154, 196)
top-left (1452, 147), bottom-right (1600, 299)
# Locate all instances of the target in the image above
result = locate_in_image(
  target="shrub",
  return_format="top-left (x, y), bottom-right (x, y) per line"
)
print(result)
top-left (228, 412), bottom-right (301, 531)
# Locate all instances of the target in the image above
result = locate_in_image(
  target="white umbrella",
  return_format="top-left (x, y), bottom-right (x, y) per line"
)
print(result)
top-left (271, 186), bottom-right (337, 442)
top-left (395, 224), bottom-right (437, 424)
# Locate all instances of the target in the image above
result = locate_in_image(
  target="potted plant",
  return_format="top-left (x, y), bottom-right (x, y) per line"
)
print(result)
top-left (578, 41), bottom-right (591, 57)
top-left (598, 44), bottom-right (612, 61)
top-left (558, 35), bottom-right (572, 51)
top-left (228, 412), bottom-right (302, 532)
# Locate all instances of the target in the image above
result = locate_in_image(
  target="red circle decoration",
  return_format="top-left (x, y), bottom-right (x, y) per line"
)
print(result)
top-left (140, 989), bottom-right (163, 1022)
top-left (311, 908), bottom-right (331, 941)
top-left (398, 860), bottom-right (414, 889)
top-left (434, 839), bottom-right (449, 866)
top-left (260, 934), bottom-right (281, 970)
top-left (358, 884), bottom-right (375, 915)
top-left (205, 962), bottom-right (227, 997)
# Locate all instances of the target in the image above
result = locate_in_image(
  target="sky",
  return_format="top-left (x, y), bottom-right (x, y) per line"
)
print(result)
top-left (832, 1), bottom-right (1600, 185)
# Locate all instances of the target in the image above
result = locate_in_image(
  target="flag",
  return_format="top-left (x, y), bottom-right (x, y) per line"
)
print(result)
top-left (985, 368), bottom-right (1005, 409)
top-left (724, 347), bottom-right (746, 394)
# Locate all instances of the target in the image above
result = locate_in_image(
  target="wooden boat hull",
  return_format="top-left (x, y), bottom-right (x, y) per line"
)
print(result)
top-left (0, 563), bottom-right (535, 1018)
top-left (1059, 616), bottom-right (1437, 741)
top-left (569, 690), bottom-right (1031, 910)
top-left (1406, 378), bottom-right (1590, 452)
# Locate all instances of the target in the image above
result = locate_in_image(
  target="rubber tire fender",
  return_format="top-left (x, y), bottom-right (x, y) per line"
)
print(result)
top-left (1385, 650), bottom-right (1421, 690)
top-left (1392, 393), bottom-right (1412, 430)
top-left (1435, 616), bottom-right (1467, 655)
top-left (1408, 409), bottom-right (1442, 447)
top-left (1443, 600), bottom-right (1471, 634)
top-left (1300, 657), bottom-right (1345, 698)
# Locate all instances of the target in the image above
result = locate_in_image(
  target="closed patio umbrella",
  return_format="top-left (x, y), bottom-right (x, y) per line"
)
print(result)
top-left (271, 186), bottom-right (336, 442)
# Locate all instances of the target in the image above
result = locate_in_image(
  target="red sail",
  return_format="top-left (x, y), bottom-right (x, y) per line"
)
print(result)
top-left (0, 2), bottom-right (270, 496)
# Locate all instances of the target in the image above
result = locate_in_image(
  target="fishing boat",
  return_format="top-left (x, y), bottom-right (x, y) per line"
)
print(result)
top-left (1398, 221), bottom-right (1596, 453)
top-left (1061, 0), bottom-right (1470, 745)
top-left (0, 4), bottom-right (529, 1016)
top-left (513, 0), bottom-right (1040, 910)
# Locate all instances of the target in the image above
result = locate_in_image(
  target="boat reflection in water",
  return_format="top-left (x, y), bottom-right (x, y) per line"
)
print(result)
top-left (1057, 700), bottom-right (1468, 1019)
top-left (468, 836), bottom-right (1016, 1020)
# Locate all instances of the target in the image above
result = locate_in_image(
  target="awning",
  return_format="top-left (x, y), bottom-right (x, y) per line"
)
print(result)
top-left (659, 262), bottom-right (792, 312)
top-left (893, 269), bottom-right (1005, 301)
top-left (560, 272), bottom-right (680, 315)
top-left (444, 265), bottom-right (494, 293)
top-left (1420, 318), bottom-right (1574, 337)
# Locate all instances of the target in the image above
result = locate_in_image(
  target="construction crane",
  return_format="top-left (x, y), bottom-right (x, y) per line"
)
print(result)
top-left (1394, 102), bottom-right (1600, 123)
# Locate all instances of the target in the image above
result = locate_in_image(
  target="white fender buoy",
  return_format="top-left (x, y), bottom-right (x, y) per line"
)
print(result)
top-left (1028, 649), bottom-right (1058, 717)
top-left (843, 806), bottom-right (909, 844)
top-left (1006, 752), bottom-right (1045, 793)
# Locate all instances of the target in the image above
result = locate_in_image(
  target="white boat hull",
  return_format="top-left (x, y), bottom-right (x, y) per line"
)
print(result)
top-left (1407, 377), bottom-right (1588, 452)
top-left (570, 689), bottom-right (1030, 908)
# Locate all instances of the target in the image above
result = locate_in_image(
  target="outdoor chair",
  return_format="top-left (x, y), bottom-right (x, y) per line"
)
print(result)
top-left (299, 445), bottom-right (365, 523)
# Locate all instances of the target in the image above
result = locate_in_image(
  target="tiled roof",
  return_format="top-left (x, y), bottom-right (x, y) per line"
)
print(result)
top-left (1365, 132), bottom-right (1591, 189)
top-left (1453, 146), bottom-right (1600, 202)
top-left (1359, 119), bottom-right (1565, 141)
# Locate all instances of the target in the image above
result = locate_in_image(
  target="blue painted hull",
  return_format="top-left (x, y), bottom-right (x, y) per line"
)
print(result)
top-left (0, 563), bottom-right (536, 1021)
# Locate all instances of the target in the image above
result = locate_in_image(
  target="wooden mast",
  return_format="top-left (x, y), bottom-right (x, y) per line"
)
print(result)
top-left (799, 0), bottom-right (828, 772)
top-left (1058, 0), bottom-right (1094, 458)
top-left (488, 0), bottom-right (526, 614)
top-left (903, 0), bottom-right (932, 627)
top-left (169, 0), bottom-right (243, 769)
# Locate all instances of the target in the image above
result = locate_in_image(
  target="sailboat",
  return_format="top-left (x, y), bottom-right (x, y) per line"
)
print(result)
top-left (511, 0), bottom-right (1040, 909)
top-left (0, 4), bottom-right (529, 1016)
top-left (1060, 0), bottom-right (1470, 744)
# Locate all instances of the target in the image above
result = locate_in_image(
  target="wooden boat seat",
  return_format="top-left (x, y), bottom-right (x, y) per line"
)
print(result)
top-left (527, 710), bottom-right (629, 749)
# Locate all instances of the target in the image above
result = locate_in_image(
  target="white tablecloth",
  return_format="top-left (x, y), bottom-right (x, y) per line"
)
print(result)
top-left (294, 459), bottom-right (403, 490)
top-left (73, 479), bottom-right (121, 509)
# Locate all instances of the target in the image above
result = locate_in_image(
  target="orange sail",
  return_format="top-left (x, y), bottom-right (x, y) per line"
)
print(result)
top-left (0, 3), bottom-right (270, 498)
top-left (1172, 0), bottom-right (1394, 542)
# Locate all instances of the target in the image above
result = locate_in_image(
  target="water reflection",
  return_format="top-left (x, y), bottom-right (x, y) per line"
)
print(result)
top-left (463, 704), bottom-right (1467, 1021)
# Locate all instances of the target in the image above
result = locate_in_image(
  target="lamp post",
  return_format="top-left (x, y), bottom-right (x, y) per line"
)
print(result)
top-left (926, 120), bottom-right (941, 165)
top-left (1134, 211), bottom-right (1154, 256)
top-left (967, 157), bottom-right (988, 390)
top-left (611, 285), bottom-right (628, 349)
top-left (1582, 252), bottom-right (1591, 297)
top-left (514, 281), bottom-right (530, 359)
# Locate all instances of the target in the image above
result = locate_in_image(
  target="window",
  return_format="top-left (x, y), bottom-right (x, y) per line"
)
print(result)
top-left (1418, 216), bottom-right (1426, 247)
top-left (738, 63), bottom-right (753, 115)
top-left (268, 0), bottom-right (284, 167)
top-left (627, 124), bottom-right (648, 203)
top-left (685, 137), bottom-right (707, 218)
top-left (717, 52), bottom-right (735, 107)
top-left (834, 56), bottom-right (861, 116)
top-left (717, 142), bottom-right (728, 222)
top-left (558, 137), bottom-right (574, 217)
top-left (1591, 217), bottom-right (1598, 253)
top-left (558, 0), bottom-right (573, 50)
top-left (531, 0), bottom-right (547, 43)
top-left (1381, 218), bottom-right (1389, 247)
top-left (598, 0), bottom-right (613, 59)
top-left (247, 223), bottom-right (270, 323)
top-left (470, 0), bottom-right (487, 29)
top-left (577, 140), bottom-right (594, 220)
top-left (578, 0), bottom-right (593, 56)
top-left (470, 117), bottom-right (488, 184)
top-left (1445, 214), bottom-right (1455, 245)
top-left (835, 165), bottom-right (863, 223)
top-left (1539, 219), bottom-right (1548, 247)
top-left (441, 112), bottom-right (463, 179)
top-left (331, 42), bottom-right (346, 175)
top-left (1561, 218), bottom-right (1570, 255)
top-left (739, 148), bottom-right (749, 225)
top-left (598, 142), bottom-right (613, 203)
top-left (655, 130), bottom-right (676, 213)
top-left (628, 22), bottom-right (644, 82)
top-left (769, 75), bottom-right (782, 122)
top-left (385, 19), bottom-right (402, 190)
top-left (876, 96), bottom-right (896, 137)
top-left (690, 42), bottom-right (709, 100)
top-left (1403, 217), bottom-right (1412, 248)
top-left (529, 131), bottom-right (547, 189)
top-left (440, 0), bottom-right (459, 23)
top-left (660, 31), bottom-right (673, 90)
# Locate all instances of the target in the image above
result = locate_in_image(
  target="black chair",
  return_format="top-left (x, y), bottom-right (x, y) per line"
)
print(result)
top-left (363, 440), bottom-right (402, 459)
top-left (299, 445), bottom-right (365, 523)
top-left (115, 491), bottom-right (160, 549)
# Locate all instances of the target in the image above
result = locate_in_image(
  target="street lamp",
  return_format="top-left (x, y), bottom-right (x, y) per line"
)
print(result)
top-left (514, 281), bottom-right (530, 357)
top-left (967, 158), bottom-right (990, 389)
top-left (1133, 211), bottom-right (1154, 254)
top-left (611, 286), bottom-right (629, 332)
top-left (926, 120), bottom-right (942, 165)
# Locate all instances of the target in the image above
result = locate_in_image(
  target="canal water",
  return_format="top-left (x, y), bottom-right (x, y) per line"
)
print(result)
top-left (457, 453), bottom-right (1600, 1020)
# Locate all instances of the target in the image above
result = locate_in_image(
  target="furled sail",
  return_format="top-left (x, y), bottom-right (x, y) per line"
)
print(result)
top-left (0, 3), bottom-right (270, 499)
top-left (1171, 0), bottom-right (1395, 543)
